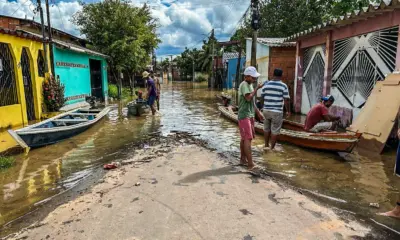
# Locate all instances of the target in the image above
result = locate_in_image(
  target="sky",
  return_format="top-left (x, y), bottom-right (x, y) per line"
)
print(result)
top-left (0, 0), bottom-right (250, 60)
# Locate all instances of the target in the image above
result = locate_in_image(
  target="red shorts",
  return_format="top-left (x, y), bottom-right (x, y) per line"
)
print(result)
top-left (238, 118), bottom-right (255, 140)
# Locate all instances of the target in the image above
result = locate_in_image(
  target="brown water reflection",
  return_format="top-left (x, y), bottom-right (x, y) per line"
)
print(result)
top-left (0, 82), bottom-right (399, 233)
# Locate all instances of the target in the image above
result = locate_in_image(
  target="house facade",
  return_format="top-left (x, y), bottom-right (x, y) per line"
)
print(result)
top-left (0, 15), bottom-right (109, 127)
top-left (0, 28), bottom-right (49, 129)
top-left (286, 0), bottom-right (400, 125)
top-left (245, 38), bottom-right (296, 100)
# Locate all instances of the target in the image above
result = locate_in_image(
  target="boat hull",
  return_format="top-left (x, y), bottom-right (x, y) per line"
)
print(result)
top-left (11, 107), bottom-right (111, 148)
top-left (19, 124), bottom-right (92, 148)
top-left (218, 106), bottom-right (359, 153)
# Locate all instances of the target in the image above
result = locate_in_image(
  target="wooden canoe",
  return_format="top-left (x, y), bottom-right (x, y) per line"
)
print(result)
top-left (218, 106), bottom-right (361, 153)
top-left (8, 107), bottom-right (111, 148)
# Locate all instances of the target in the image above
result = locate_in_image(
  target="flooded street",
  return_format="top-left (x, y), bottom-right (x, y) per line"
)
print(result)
top-left (1, 82), bottom-right (400, 236)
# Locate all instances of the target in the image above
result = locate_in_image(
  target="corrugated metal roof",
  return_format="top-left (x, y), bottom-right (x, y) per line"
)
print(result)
top-left (20, 30), bottom-right (108, 58)
top-left (285, 0), bottom-right (400, 41)
top-left (0, 27), bottom-right (43, 41)
top-left (247, 38), bottom-right (296, 47)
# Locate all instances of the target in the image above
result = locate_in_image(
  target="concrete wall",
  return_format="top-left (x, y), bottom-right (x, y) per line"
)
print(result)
top-left (53, 46), bottom-right (108, 106)
top-left (246, 39), bottom-right (270, 97)
top-left (0, 33), bottom-right (48, 128)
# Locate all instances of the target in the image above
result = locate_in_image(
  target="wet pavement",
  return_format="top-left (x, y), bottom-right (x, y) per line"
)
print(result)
top-left (0, 82), bottom-right (399, 235)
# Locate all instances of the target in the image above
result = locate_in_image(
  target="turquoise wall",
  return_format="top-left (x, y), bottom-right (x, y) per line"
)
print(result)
top-left (53, 46), bottom-right (108, 105)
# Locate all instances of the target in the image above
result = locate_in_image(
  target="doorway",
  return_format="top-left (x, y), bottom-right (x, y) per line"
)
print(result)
top-left (21, 48), bottom-right (35, 121)
top-left (89, 59), bottom-right (103, 99)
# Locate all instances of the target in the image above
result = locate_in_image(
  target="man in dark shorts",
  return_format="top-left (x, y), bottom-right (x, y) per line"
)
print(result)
top-left (238, 66), bottom-right (263, 170)
top-left (304, 95), bottom-right (340, 132)
top-left (143, 71), bottom-right (157, 115)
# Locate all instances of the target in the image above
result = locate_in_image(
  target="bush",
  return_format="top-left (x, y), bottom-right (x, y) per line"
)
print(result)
top-left (108, 84), bottom-right (118, 98)
top-left (0, 156), bottom-right (15, 170)
top-left (195, 75), bottom-right (207, 82)
top-left (43, 75), bottom-right (65, 112)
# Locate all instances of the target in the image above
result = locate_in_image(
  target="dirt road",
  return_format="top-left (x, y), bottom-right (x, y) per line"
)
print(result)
top-left (8, 136), bottom-right (370, 240)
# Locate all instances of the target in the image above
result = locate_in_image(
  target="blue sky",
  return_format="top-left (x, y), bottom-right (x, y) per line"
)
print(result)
top-left (1, 0), bottom-right (249, 60)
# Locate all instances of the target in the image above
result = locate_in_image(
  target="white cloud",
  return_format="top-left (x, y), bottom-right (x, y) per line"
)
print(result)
top-left (0, 0), bottom-right (250, 55)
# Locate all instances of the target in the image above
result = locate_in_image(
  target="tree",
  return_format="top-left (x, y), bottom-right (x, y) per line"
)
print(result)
top-left (232, 0), bottom-right (379, 42)
top-left (73, 0), bottom-right (160, 97)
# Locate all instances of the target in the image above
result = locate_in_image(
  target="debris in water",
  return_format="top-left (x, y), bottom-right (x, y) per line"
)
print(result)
top-left (103, 162), bottom-right (120, 170)
top-left (103, 204), bottom-right (113, 208)
top-left (62, 220), bottom-right (74, 225)
top-left (369, 203), bottom-right (380, 208)
top-left (143, 144), bottom-right (150, 149)
top-left (243, 234), bottom-right (254, 240)
top-left (139, 210), bottom-right (143, 214)
top-left (131, 197), bottom-right (139, 203)
top-left (150, 178), bottom-right (158, 184)
top-left (239, 209), bottom-right (253, 215)
top-left (135, 182), bottom-right (141, 186)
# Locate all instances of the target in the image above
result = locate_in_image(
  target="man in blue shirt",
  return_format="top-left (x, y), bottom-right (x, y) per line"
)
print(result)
top-left (143, 71), bottom-right (157, 115)
top-left (261, 68), bottom-right (291, 151)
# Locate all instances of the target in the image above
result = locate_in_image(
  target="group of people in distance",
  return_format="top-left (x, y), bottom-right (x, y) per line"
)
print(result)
top-left (238, 66), bottom-right (400, 220)
top-left (238, 66), bottom-right (341, 171)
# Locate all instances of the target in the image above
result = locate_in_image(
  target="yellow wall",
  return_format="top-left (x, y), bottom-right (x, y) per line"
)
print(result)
top-left (0, 33), bottom-right (49, 128)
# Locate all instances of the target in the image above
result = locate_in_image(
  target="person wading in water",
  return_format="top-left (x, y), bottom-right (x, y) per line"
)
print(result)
top-left (238, 66), bottom-right (263, 170)
top-left (143, 71), bottom-right (157, 115)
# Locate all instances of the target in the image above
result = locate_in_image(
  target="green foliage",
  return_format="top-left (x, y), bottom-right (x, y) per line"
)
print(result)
top-left (232, 0), bottom-right (379, 41)
top-left (195, 74), bottom-right (207, 82)
top-left (43, 75), bottom-right (66, 112)
top-left (0, 156), bottom-right (15, 170)
top-left (108, 84), bottom-right (118, 98)
top-left (73, 0), bottom-right (160, 77)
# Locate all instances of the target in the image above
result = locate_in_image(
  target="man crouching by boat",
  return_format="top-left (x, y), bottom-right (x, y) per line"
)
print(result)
top-left (238, 66), bottom-right (263, 170)
top-left (304, 95), bottom-right (340, 132)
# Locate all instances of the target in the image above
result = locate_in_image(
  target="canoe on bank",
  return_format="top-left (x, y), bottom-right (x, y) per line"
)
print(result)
top-left (8, 107), bottom-right (111, 148)
top-left (218, 105), bottom-right (361, 153)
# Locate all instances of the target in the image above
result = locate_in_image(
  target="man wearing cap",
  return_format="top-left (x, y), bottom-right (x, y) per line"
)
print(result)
top-left (143, 71), bottom-right (157, 115)
top-left (261, 68), bottom-right (291, 151)
top-left (304, 95), bottom-right (340, 132)
top-left (238, 66), bottom-right (263, 170)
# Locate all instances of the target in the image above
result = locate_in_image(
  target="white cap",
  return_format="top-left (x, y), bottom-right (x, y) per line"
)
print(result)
top-left (243, 66), bottom-right (260, 78)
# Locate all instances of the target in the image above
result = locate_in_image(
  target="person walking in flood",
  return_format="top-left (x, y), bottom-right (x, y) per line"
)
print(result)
top-left (238, 66), bottom-right (263, 170)
top-left (260, 68), bottom-right (291, 151)
top-left (143, 71), bottom-right (157, 115)
top-left (304, 95), bottom-right (340, 132)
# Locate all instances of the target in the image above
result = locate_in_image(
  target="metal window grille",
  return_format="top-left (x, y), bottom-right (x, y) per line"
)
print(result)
top-left (37, 50), bottom-right (45, 77)
top-left (0, 43), bottom-right (18, 106)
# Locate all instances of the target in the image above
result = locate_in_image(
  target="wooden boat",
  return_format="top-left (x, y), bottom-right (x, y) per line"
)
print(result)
top-left (8, 107), bottom-right (111, 148)
top-left (218, 106), bottom-right (361, 152)
top-left (127, 99), bottom-right (150, 116)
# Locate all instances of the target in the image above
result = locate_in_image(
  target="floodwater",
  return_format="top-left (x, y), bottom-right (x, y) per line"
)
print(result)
top-left (0, 82), bottom-right (399, 235)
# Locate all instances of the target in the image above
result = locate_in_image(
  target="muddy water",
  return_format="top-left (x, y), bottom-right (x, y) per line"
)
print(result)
top-left (1, 82), bottom-right (400, 234)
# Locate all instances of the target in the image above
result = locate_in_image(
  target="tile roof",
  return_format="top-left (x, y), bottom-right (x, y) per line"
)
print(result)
top-left (20, 30), bottom-right (108, 58)
top-left (246, 38), bottom-right (296, 47)
top-left (285, 0), bottom-right (400, 41)
top-left (0, 28), bottom-right (43, 41)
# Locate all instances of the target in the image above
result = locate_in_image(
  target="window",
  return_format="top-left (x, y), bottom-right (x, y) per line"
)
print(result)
top-left (37, 50), bottom-right (45, 77)
top-left (0, 43), bottom-right (18, 106)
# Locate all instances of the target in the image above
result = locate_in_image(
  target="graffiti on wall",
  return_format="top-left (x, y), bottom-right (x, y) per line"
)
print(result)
top-left (332, 26), bottom-right (399, 108)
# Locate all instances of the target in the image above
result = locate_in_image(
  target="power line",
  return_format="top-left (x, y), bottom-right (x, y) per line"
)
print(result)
top-left (9, 0), bottom-right (31, 18)
top-left (51, 0), bottom-right (66, 31)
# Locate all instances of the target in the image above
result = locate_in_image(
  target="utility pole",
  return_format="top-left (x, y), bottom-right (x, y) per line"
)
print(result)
top-left (45, 0), bottom-right (55, 75)
top-left (37, 0), bottom-right (49, 73)
top-left (192, 58), bottom-right (195, 83)
top-left (169, 55), bottom-right (173, 82)
top-left (210, 28), bottom-right (215, 89)
top-left (235, 45), bottom-right (242, 104)
top-left (250, 0), bottom-right (260, 68)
